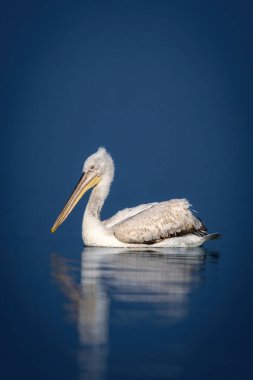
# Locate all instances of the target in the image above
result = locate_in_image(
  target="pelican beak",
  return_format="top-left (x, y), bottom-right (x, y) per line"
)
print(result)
top-left (51, 172), bottom-right (100, 233)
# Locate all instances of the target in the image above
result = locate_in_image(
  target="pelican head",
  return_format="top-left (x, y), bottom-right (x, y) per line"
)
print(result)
top-left (51, 147), bottom-right (114, 233)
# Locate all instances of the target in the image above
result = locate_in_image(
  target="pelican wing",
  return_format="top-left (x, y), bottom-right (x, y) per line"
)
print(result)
top-left (112, 199), bottom-right (207, 244)
top-left (103, 202), bottom-right (157, 229)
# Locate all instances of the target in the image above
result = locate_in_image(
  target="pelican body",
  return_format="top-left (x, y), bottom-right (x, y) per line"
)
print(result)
top-left (51, 148), bottom-right (220, 248)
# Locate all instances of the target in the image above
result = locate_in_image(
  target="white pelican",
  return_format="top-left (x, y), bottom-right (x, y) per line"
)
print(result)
top-left (51, 147), bottom-right (220, 247)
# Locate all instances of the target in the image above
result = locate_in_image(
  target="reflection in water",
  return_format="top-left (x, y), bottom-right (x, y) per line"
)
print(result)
top-left (51, 247), bottom-right (219, 380)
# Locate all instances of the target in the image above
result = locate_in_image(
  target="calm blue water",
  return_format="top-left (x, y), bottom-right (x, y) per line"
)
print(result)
top-left (1, 236), bottom-right (252, 380)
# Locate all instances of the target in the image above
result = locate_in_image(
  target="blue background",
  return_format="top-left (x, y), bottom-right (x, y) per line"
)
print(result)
top-left (1, 0), bottom-right (252, 241)
top-left (0, 1), bottom-right (253, 380)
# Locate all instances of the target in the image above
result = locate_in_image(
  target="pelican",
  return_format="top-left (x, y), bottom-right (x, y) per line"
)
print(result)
top-left (51, 147), bottom-right (220, 247)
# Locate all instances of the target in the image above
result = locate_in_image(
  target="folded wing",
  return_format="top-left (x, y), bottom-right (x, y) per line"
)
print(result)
top-left (103, 202), bottom-right (157, 229)
top-left (112, 199), bottom-right (207, 244)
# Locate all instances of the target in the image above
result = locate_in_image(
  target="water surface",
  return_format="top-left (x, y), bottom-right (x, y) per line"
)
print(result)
top-left (1, 237), bottom-right (252, 380)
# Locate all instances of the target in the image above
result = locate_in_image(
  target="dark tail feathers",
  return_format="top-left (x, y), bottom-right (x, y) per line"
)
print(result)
top-left (208, 233), bottom-right (221, 240)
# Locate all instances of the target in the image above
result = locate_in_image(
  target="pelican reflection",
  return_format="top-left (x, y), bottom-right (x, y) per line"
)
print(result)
top-left (51, 247), bottom-right (219, 380)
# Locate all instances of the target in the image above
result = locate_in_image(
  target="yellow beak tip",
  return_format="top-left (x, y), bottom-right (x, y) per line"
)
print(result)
top-left (50, 174), bottom-right (100, 237)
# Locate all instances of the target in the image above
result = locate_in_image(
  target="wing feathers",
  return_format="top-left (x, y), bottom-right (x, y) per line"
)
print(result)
top-left (103, 202), bottom-right (157, 229)
top-left (113, 199), bottom-right (206, 244)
